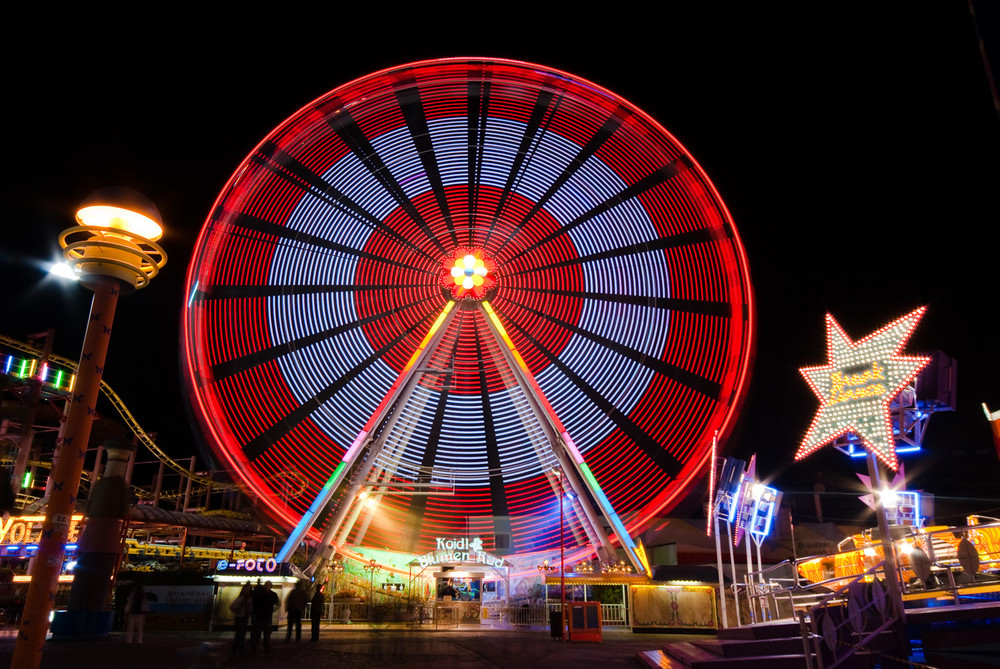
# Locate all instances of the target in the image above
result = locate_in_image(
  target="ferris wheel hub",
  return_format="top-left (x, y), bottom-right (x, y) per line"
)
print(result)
top-left (440, 248), bottom-right (497, 300)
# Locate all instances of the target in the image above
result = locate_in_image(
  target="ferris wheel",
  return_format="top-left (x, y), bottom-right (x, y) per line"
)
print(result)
top-left (182, 58), bottom-right (754, 570)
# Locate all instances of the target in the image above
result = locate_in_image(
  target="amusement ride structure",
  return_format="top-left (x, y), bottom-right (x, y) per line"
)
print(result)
top-left (180, 58), bottom-right (756, 574)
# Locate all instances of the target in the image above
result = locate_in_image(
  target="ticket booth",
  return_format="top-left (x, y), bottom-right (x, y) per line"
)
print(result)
top-left (409, 538), bottom-right (510, 628)
top-left (433, 569), bottom-right (484, 626)
top-left (210, 558), bottom-right (299, 629)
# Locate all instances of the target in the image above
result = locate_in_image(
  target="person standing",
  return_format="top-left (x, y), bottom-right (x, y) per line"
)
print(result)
top-left (284, 580), bottom-right (308, 642)
top-left (229, 582), bottom-right (253, 657)
top-left (249, 580), bottom-right (279, 656)
top-left (125, 583), bottom-right (147, 643)
top-left (310, 583), bottom-right (325, 641)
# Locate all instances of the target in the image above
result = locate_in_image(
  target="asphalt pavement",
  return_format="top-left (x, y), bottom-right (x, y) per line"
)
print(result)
top-left (0, 623), bottom-right (709, 669)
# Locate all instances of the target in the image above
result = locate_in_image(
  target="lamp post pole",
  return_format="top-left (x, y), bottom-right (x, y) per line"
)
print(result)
top-left (867, 451), bottom-right (908, 655)
top-left (363, 559), bottom-right (381, 622)
top-left (331, 559), bottom-right (343, 595)
top-left (66, 438), bottom-right (136, 616)
top-left (559, 471), bottom-right (566, 641)
top-left (12, 188), bottom-right (166, 669)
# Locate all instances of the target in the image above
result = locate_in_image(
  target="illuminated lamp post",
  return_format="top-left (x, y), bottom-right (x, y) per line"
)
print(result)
top-left (560, 475), bottom-right (565, 639)
top-left (537, 559), bottom-right (557, 575)
top-left (363, 558), bottom-right (381, 620)
top-left (330, 558), bottom-right (344, 594)
top-left (12, 188), bottom-right (166, 669)
top-left (536, 559), bottom-right (556, 621)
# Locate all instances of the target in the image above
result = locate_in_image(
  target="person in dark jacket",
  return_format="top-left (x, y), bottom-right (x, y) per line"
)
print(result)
top-left (284, 580), bottom-right (308, 642)
top-left (230, 582), bottom-right (253, 657)
top-left (125, 584), bottom-right (148, 643)
top-left (310, 583), bottom-right (325, 641)
top-left (249, 580), bottom-right (279, 656)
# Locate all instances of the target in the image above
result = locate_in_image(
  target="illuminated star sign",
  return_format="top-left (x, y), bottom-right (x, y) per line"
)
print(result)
top-left (796, 307), bottom-right (930, 471)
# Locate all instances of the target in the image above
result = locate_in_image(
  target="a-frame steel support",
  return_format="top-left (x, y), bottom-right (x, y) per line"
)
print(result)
top-left (479, 301), bottom-right (646, 575)
top-left (278, 297), bottom-right (646, 578)
top-left (275, 302), bottom-right (458, 563)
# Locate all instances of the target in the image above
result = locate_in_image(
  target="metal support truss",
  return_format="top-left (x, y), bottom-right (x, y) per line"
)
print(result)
top-left (479, 301), bottom-right (646, 575)
top-left (275, 303), bottom-right (458, 564)
top-left (833, 393), bottom-right (952, 459)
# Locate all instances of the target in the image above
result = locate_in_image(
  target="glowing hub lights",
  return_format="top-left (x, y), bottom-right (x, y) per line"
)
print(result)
top-left (796, 307), bottom-right (930, 471)
top-left (443, 249), bottom-right (495, 299)
top-left (182, 58), bottom-right (754, 556)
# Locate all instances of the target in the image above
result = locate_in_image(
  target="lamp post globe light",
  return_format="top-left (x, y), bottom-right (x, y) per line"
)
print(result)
top-left (12, 188), bottom-right (166, 669)
top-left (330, 558), bottom-right (344, 592)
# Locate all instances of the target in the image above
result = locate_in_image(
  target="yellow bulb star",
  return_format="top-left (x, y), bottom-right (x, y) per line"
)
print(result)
top-left (796, 307), bottom-right (930, 471)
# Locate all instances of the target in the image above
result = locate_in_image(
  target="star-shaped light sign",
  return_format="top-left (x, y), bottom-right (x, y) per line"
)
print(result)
top-left (796, 307), bottom-right (930, 471)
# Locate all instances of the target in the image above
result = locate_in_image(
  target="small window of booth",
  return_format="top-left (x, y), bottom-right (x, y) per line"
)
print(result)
top-left (433, 569), bottom-right (483, 627)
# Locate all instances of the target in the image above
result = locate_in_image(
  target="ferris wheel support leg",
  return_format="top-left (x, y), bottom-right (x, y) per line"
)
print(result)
top-left (348, 392), bottom-right (432, 550)
top-left (546, 442), bottom-right (618, 565)
top-left (480, 301), bottom-right (646, 575)
top-left (350, 484), bottom-right (386, 548)
top-left (333, 483), bottom-right (374, 548)
top-left (277, 303), bottom-right (458, 564)
top-left (308, 344), bottom-right (447, 571)
top-left (298, 404), bottom-right (416, 572)
top-left (549, 468), bottom-right (603, 550)
top-left (299, 477), bottom-right (368, 576)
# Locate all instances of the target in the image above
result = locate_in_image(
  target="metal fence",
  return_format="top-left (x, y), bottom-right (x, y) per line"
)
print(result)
top-left (306, 598), bottom-right (631, 628)
top-left (482, 602), bottom-right (548, 626)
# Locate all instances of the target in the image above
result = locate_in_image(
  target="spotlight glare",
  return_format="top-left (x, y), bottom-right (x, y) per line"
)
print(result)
top-left (49, 261), bottom-right (80, 281)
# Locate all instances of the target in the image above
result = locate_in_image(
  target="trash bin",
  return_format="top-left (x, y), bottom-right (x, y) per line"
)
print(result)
top-left (549, 610), bottom-right (563, 639)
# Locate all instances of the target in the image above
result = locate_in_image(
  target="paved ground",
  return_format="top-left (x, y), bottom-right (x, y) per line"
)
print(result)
top-left (0, 624), bottom-right (711, 668)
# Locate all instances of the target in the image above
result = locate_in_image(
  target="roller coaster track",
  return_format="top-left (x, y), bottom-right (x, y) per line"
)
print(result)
top-left (0, 334), bottom-right (241, 495)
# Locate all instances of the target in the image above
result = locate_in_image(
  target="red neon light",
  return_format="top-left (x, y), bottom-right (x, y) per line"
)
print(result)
top-left (181, 58), bottom-right (756, 554)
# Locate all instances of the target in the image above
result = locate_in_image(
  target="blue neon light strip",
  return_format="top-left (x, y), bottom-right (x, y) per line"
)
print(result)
top-left (846, 442), bottom-right (920, 457)
top-left (275, 462), bottom-right (346, 562)
top-left (579, 463), bottom-right (643, 568)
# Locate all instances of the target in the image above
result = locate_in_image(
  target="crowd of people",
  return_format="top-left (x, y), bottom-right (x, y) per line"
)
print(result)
top-left (228, 579), bottom-right (327, 658)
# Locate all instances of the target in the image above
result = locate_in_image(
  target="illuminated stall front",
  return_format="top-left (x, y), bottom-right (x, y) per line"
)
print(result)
top-left (210, 557), bottom-right (299, 629)
top-left (409, 537), bottom-right (510, 626)
top-left (1, 515), bottom-right (84, 583)
top-left (537, 568), bottom-right (719, 631)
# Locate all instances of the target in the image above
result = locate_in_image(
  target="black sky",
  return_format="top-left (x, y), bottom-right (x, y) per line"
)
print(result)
top-left (3, 5), bottom-right (998, 523)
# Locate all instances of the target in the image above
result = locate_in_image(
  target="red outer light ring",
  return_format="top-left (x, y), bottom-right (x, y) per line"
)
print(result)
top-left (182, 58), bottom-right (755, 554)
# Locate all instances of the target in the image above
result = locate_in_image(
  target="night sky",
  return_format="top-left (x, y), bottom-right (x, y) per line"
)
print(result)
top-left (3, 6), bottom-right (998, 526)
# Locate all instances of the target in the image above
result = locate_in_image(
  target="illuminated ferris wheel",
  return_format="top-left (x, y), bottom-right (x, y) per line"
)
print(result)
top-left (182, 58), bottom-right (754, 570)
